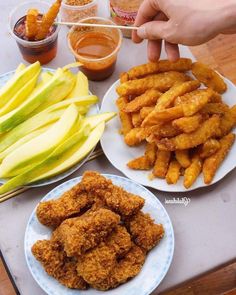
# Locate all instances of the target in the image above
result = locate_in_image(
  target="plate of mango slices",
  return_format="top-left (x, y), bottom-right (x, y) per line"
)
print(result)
top-left (101, 58), bottom-right (236, 192)
top-left (0, 62), bottom-right (115, 194)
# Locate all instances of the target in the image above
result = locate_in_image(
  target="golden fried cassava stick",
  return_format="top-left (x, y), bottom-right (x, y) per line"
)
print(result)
top-left (175, 150), bottom-right (191, 168)
top-left (116, 97), bottom-right (133, 135)
top-left (199, 139), bottom-right (221, 158)
top-left (166, 160), bottom-right (181, 184)
top-left (152, 150), bottom-right (171, 178)
top-left (25, 9), bottom-right (39, 39)
top-left (184, 153), bottom-right (202, 189)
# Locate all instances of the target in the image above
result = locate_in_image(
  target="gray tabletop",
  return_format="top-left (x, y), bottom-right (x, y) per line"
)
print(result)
top-left (0, 1), bottom-right (236, 295)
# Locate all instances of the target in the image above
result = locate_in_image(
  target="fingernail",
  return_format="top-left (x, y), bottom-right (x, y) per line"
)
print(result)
top-left (137, 26), bottom-right (147, 39)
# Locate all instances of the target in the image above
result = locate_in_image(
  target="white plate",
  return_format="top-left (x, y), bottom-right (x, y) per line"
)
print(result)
top-left (25, 174), bottom-right (174, 295)
top-left (100, 78), bottom-right (236, 192)
top-left (0, 69), bottom-right (99, 187)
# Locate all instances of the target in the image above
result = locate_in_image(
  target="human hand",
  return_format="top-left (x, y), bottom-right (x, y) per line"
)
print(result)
top-left (132, 0), bottom-right (236, 61)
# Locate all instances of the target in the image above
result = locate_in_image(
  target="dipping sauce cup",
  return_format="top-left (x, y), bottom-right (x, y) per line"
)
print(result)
top-left (9, 1), bottom-right (60, 64)
top-left (67, 17), bottom-right (122, 81)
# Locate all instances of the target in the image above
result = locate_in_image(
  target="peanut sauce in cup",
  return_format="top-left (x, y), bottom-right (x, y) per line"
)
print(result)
top-left (67, 17), bottom-right (122, 81)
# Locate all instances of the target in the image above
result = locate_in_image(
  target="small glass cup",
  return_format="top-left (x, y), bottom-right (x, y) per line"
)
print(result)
top-left (67, 17), bottom-right (122, 81)
top-left (61, 0), bottom-right (98, 24)
top-left (9, 1), bottom-right (60, 65)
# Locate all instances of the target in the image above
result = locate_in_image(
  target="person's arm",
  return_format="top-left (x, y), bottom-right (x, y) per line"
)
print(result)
top-left (132, 0), bottom-right (236, 61)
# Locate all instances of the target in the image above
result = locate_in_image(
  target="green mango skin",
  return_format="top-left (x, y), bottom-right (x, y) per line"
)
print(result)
top-left (0, 67), bottom-right (75, 133)
top-left (0, 124), bottom-right (90, 194)
top-left (0, 104), bottom-right (79, 177)
top-left (0, 62), bottom-right (40, 108)
top-left (0, 70), bottom-right (40, 116)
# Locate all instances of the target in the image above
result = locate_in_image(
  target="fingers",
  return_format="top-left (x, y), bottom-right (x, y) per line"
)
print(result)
top-left (164, 41), bottom-right (180, 61)
top-left (136, 20), bottom-right (170, 40)
top-left (147, 39), bottom-right (162, 61)
top-left (132, 0), bottom-right (161, 43)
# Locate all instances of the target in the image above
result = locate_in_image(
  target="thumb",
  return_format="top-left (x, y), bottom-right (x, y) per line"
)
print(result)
top-left (137, 20), bottom-right (170, 40)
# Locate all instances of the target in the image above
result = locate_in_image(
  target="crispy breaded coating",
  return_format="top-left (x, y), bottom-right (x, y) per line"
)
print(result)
top-left (175, 149), bottom-right (191, 168)
top-left (127, 58), bottom-right (192, 80)
top-left (199, 139), bottom-right (221, 158)
top-left (124, 127), bottom-right (145, 146)
top-left (166, 160), bottom-right (181, 184)
top-left (131, 112), bottom-right (143, 127)
top-left (153, 150), bottom-right (171, 178)
top-left (127, 143), bottom-right (157, 170)
top-left (125, 89), bottom-right (162, 113)
top-left (140, 106), bottom-right (155, 119)
top-left (191, 62), bottom-right (227, 93)
top-left (120, 72), bottom-right (129, 83)
top-left (184, 154), bottom-right (202, 189)
top-left (36, 189), bottom-right (93, 228)
top-left (172, 113), bottom-right (203, 133)
top-left (91, 244), bottom-right (146, 290)
top-left (125, 212), bottom-right (164, 251)
top-left (155, 80), bottom-right (200, 111)
top-left (25, 9), bottom-right (39, 39)
top-left (104, 185), bottom-right (144, 217)
top-left (80, 171), bottom-right (145, 216)
top-left (116, 96), bottom-right (133, 135)
top-left (201, 102), bottom-right (229, 115)
top-left (56, 208), bottom-right (120, 257)
top-left (35, 0), bottom-right (62, 40)
top-left (116, 71), bottom-right (189, 96)
top-left (203, 133), bottom-right (235, 184)
top-left (77, 226), bottom-right (132, 285)
top-left (215, 108), bottom-right (236, 137)
top-left (157, 115), bottom-right (220, 151)
top-left (31, 240), bottom-right (87, 289)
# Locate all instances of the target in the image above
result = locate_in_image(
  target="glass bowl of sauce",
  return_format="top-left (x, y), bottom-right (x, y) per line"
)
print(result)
top-left (9, 1), bottom-right (60, 64)
top-left (67, 17), bottom-right (122, 81)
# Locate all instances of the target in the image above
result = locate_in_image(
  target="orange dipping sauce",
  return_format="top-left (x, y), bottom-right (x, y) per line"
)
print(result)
top-left (68, 17), bottom-right (122, 81)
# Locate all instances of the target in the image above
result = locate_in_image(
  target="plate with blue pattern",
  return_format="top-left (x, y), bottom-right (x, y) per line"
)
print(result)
top-left (25, 174), bottom-right (174, 295)
top-left (0, 69), bottom-right (99, 188)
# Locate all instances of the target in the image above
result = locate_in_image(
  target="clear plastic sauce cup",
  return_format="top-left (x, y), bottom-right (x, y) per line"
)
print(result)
top-left (67, 17), bottom-right (122, 81)
top-left (9, 1), bottom-right (60, 64)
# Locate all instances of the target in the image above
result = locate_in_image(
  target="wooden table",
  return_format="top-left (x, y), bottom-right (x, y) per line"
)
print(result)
top-left (1, 33), bottom-right (236, 295)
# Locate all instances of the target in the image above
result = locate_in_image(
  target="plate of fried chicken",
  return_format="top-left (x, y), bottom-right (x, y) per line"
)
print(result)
top-left (24, 171), bottom-right (174, 295)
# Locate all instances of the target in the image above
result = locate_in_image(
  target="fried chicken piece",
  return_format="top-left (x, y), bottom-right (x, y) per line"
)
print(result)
top-left (191, 62), bottom-right (227, 93)
top-left (77, 226), bottom-right (132, 285)
top-left (31, 240), bottom-right (87, 289)
top-left (127, 58), bottom-right (192, 80)
top-left (203, 133), bottom-right (235, 184)
top-left (91, 244), bottom-right (146, 291)
top-left (81, 171), bottom-right (145, 216)
top-left (55, 208), bottom-right (120, 257)
top-left (125, 211), bottom-right (164, 251)
top-left (116, 72), bottom-right (189, 96)
top-left (36, 185), bottom-right (93, 227)
top-left (157, 115), bottom-right (220, 151)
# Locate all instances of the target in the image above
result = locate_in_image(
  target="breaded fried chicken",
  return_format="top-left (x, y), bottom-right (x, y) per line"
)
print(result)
top-left (31, 240), bottom-right (87, 289)
top-left (36, 189), bottom-right (93, 228)
top-left (81, 171), bottom-right (145, 216)
top-left (125, 211), bottom-right (165, 251)
top-left (92, 244), bottom-right (146, 290)
top-left (55, 208), bottom-right (120, 257)
top-left (77, 225), bottom-right (132, 285)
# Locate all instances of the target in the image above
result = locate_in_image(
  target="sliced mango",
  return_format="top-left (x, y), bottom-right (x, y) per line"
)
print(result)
top-left (0, 70), bottom-right (40, 116)
top-left (0, 104), bottom-right (79, 177)
top-left (32, 69), bottom-right (76, 113)
top-left (0, 125), bottom-right (51, 162)
top-left (41, 71), bottom-right (53, 83)
top-left (66, 71), bottom-right (89, 99)
top-left (83, 112), bottom-right (116, 129)
top-left (32, 122), bottom-right (105, 181)
top-left (0, 109), bottom-right (65, 153)
top-left (0, 62), bottom-right (40, 108)
top-left (0, 124), bottom-right (90, 193)
top-left (0, 67), bottom-right (75, 133)
top-left (14, 63), bottom-right (26, 75)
